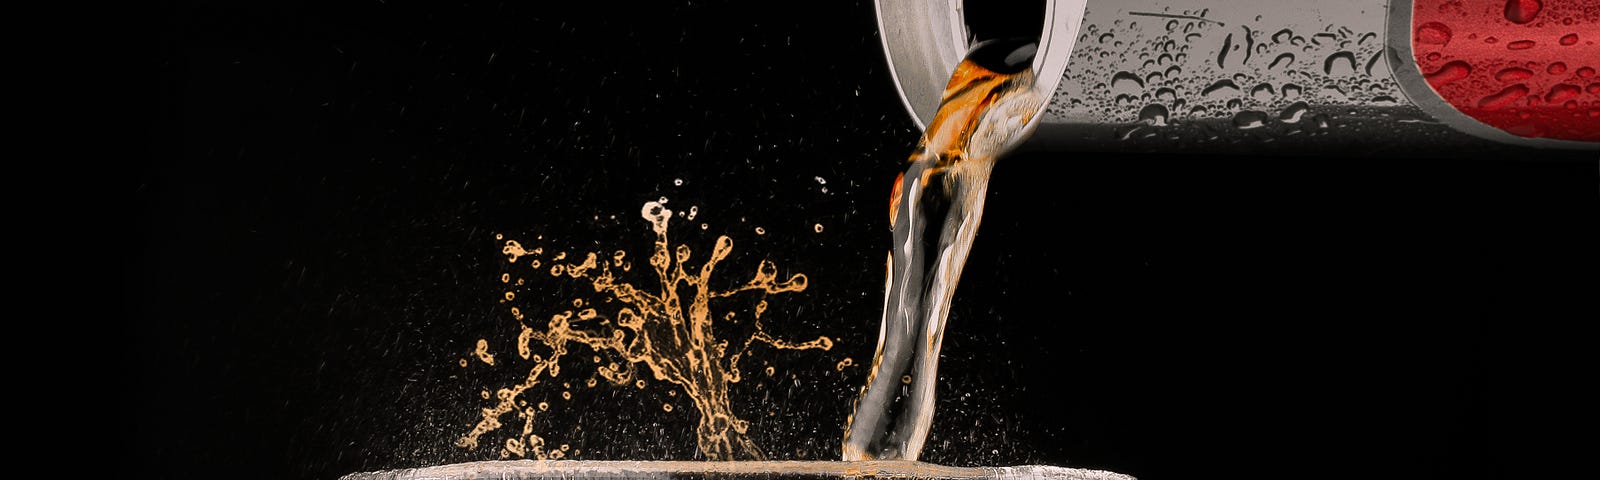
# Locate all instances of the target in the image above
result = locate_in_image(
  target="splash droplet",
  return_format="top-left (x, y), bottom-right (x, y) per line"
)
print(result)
top-left (1548, 62), bottom-right (1567, 74)
top-left (1559, 34), bottom-right (1579, 46)
top-left (1507, 40), bottom-right (1536, 50)
top-left (475, 339), bottom-right (497, 366)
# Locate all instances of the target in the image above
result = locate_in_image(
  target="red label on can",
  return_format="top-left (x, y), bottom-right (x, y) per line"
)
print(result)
top-left (1411, 0), bottom-right (1600, 141)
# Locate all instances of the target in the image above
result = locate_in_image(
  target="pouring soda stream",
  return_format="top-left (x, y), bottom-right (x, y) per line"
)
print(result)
top-left (843, 37), bottom-right (1048, 461)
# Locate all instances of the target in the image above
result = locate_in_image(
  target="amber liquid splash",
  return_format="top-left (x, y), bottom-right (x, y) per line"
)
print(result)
top-left (842, 40), bottom-right (1045, 461)
top-left (459, 199), bottom-right (834, 460)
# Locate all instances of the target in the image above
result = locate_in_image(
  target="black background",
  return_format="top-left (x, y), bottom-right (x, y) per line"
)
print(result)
top-left (141, 1), bottom-right (1597, 480)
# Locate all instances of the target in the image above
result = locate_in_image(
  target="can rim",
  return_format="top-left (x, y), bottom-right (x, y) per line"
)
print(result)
top-left (873, 0), bottom-right (1087, 134)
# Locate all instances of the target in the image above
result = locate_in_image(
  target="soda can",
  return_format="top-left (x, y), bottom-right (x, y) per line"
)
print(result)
top-left (875, 0), bottom-right (1600, 155)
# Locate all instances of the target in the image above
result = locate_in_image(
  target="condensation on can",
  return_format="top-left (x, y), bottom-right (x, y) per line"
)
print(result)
top-left (874, 0), bottom-right (1599, 155)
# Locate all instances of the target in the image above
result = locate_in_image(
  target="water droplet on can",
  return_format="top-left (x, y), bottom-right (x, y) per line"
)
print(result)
top-left (1415, 22), bottom-right (1452, 46)
top-left (1425, 61), bottom-right (1472, 87)
top-left (1496, 67), bottom-right (1534, 82)
top-left (1202, 79), bottom-right (1240, 98)
top-left (1278, 102), bottom-right (1310, 123)
top-left (1478, 84), bottom-right (1531, 110)
top-left (1545, 84), bottom-right (1582, 103)
top-left (1231, 111), bottom-right (1269, 129)
top-left (1138, 104), bottom-right (1170, 126)
top-left (1282, 83), bottom-right (1303, 100)
top-left (1111, 71), bottom-right (1145, 95)
top-left (1504, 0), bottom-right (1543, 25)
top-left (1251, 83), bottom-right (1276, 102)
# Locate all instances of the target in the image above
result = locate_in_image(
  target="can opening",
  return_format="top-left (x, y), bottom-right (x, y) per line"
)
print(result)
top-left (962, 0), bottom-right (1046, 45)
top-left (875, 0), bottom-right (1082, 132)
